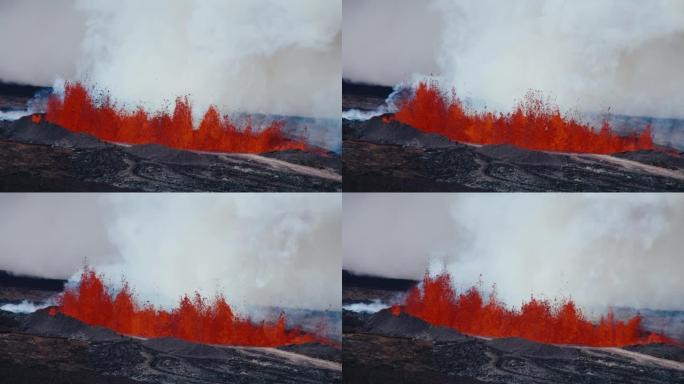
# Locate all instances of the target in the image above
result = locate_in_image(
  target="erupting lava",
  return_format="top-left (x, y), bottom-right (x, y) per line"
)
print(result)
top-left (55, 268), bottom-right (324, 347)
top-left (392, 272), bottom-right (672, 347)
top-left (45, 82), bottom-right (309, 154)
top-left (391, 82), bottom-right (654, 154)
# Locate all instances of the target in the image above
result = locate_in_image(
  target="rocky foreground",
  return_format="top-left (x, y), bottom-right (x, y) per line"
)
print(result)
top-left (343, 117), bottom-right (684, 192)
top-left (0, 116), bottom-right (341, 192)
top-left (343, 309), bottom-right (684, 384)
top-left (0, 309), bottom-right (341, 384)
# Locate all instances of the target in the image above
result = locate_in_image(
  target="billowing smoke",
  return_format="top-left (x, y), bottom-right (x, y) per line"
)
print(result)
top-left (0, 194), bottom-right (341, 312)
top-left (344, 0), bottom-right (684, 120)
top-left (342, 300), bottom-right (389, 314)
top-left (0, 0), bottom-right (340, 120)
top-left (433, 0), bottom-right (684, 119)
top-left (343, 194), bottom-right (684, 312)
top-left (0, 300), bottom-right (52, 314)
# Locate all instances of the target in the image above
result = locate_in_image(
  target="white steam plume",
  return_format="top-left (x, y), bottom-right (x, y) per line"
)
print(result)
top-left (74, 0), bottom-right (341, 120)
top-left (343, 0), bottom-right (684, 119)
top-left (1, 300), bottom-right (53, 314)
top-left (343, 194), bottom-right (684, 312)
top-left (0, 0), bottom-right (340, 121)
top-left (95, 193), bottom-right (341, 312)
top-left (433, 0), bottom-right (684, 119)
top-left (0, 194), bottom-right (341, 312)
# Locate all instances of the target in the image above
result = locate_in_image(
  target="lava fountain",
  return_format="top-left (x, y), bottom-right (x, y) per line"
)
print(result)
top-left (391, 272), bottom-right (672, 347)
top-left (45, 82), bottom-right (309, 154)
top-left (54, 267), bottom-right (327, 347)
top-left (390, 81), bottom-right (654, 154)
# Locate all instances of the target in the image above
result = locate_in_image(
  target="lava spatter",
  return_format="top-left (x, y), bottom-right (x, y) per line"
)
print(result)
top-left (46, 82), bottom-right (309, 154)
top-left (394, 272), bottom-right (671, 347)
top-left (57, 267), bottom-right (325, 347)
top-left (391, 81), bottom-right (654, 154)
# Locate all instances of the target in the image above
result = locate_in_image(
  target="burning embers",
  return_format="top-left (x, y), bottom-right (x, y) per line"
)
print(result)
top-left (392, 272), bottom-right (671, 347)
top-left (55, 268), bottom-right (323, 347)
top-left (391, 82), bottom-right (654, 154)
top-left (45, 83), bottom-right (309, 154)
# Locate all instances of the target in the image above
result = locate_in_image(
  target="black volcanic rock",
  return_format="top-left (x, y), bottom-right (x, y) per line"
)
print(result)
top-left (624, 343), bottom-right (684, 362)
top-left (345, 117), bottom-right (458, 149)
top-left (262, 149), bottom-right (342, 173)
top-left (342, 270), bottom-right (417, 292)
top-left (486, 337), bottom-right (581, 359)
top-left (343, 117), bottom-right (684, 192)
top-left (475, 144), bottom-right (567, 166)
top-left (0, 117), bottom-right (341, 192)
top-left (346, 310), bottom-right (684, 384)
top-left (2, 116), bottom-right (106, 149)
top-left (22, 309), bottom-right (122, 342)
top-left (278, 342), bottom-right (343, 364)
top-left (363, 308), bottom-right (467, 342)
top-left (1, 309), bottom-right (341, 383)
top-left (614, 150), bottom-right (684, 170)
top-left (343, 309), bottom-right (370, 333)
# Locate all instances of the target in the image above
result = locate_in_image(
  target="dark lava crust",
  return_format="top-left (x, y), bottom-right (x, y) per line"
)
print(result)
top-left (343, 308), bottom-right (684, 384)
top-left (342, 117), bottom-right (684, 192)
top-left (0, 117), bottom-right (341, 192)
top-left (0, 309), bottom-right (341, 384)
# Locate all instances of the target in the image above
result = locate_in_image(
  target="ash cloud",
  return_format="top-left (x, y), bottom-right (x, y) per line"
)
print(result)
top-left (344, 0), bottom-right (684, 119)
top-left (343, 194), bottom-right (684, 312)
top-left (0, 194), bottom-right (341, 312)
top-left (0, 0), bottom-right (340, 121)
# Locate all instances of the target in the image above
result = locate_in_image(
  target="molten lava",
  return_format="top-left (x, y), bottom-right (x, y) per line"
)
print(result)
top-left (392, 272), bottom-right (671, 347)
top-left (392, 82), bottom-right (654, 154)
top-left (45, 82), bottom-right (308, 154)
top-left (56, 268), bottom-right (324, 347)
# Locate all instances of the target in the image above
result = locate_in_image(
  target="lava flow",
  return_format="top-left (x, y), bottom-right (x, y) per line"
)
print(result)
top-left (45, 82), bottom-right (308, 154)
top-left (55, 267), bottom-right (324, 347)
top-left (392, 272), bottom-right (672, 347)
top-left (391, 81), bottom-right (654, 154)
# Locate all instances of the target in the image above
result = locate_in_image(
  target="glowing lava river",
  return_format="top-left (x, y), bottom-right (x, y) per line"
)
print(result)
top-left (53, 268), bottom-right (326, 347)
top-left (391, 272), bottom-right (673, 347)
top-left (390, 81), bottom-right (655, 154)
top-left (45, 82), bottom-right (310, 154)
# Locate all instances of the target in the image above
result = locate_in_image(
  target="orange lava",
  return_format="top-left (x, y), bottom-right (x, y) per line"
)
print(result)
top-left (393, 272), bottom-right (672, 347)
top-left (57, 267), bottom-right (324, 347)
top-left (45, 82), bottom-right (308, 154)
top-left (392, 81), bottom-right (654, 154)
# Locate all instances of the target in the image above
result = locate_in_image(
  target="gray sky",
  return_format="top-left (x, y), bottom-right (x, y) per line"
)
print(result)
top-left (344, 193), bottom-right (684, 311)
top-left (0, 194), bottom-right (341, 311)
top-left (342, 0), bottom-right (441, 85)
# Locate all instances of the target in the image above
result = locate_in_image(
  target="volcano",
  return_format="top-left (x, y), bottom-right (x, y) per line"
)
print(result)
top-left (0, 269), bottom-right (341, 383)
top-left (395, 272), bottom-right (671, 347)
top-left (47, 83), bottom-right (310, 154)
top-left (57, 267), bottom-right (331, 348)
top-left (0, 85), bottom-right (341, 192)
top-left (392, 82), bottom-right (655, 155)
top-left (342, 81), bottom-right (684, 192)
top-left (342, 270), bottom-right (684, 384)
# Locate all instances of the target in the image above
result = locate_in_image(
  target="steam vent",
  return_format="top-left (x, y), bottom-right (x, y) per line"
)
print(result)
top-left (1, 0), bottom-right (683, 383)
